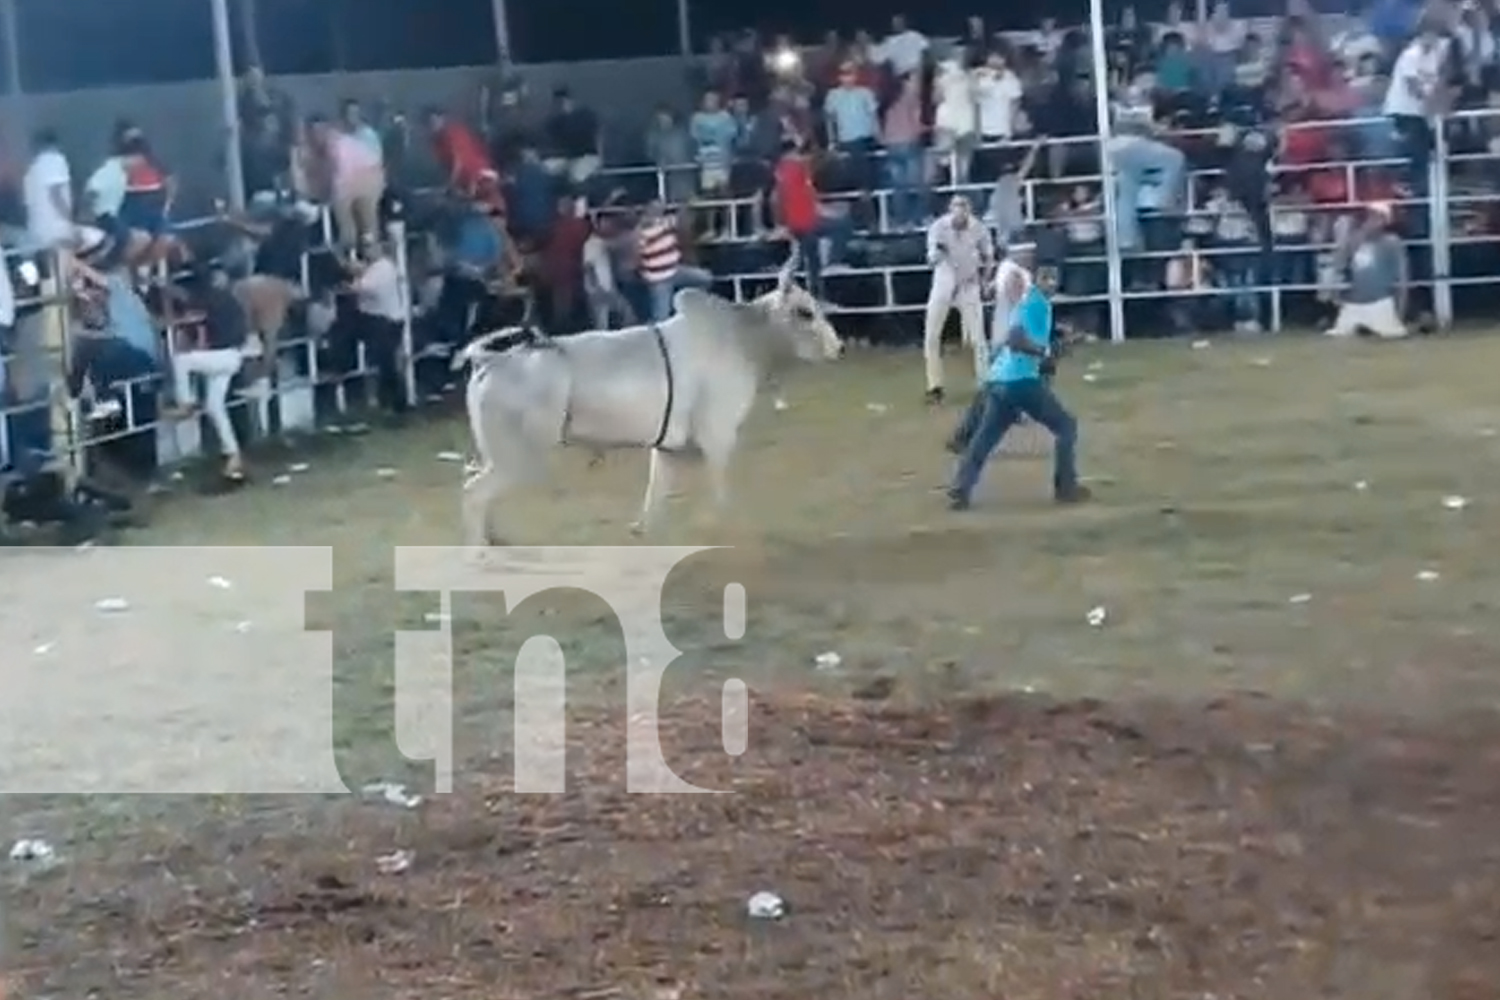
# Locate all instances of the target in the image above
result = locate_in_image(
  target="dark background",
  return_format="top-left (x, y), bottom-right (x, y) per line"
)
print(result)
top-left (6, 0), bottom-right (1299, 93)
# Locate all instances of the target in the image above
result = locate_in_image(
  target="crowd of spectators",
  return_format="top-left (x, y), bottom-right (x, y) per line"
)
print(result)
top-left (2, 0), bottom-right (1500, 534)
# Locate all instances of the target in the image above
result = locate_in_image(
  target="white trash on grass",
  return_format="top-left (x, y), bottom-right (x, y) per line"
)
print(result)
top-left (747, 890), bottom-right (786, 919)
top-left (773, 397), bottom-right (789, 412)
top-left (9, 838), bottom-right (54, 863)
top-left (207, 575), bottom-right (232, 589)
top-left (94, 597), bottom-right (129, 613)
top-left (435, 451), bottom-right (465, 463)
top-left (1288, 593), bottom-right (1312, 605)
top-left (813, 651), bottom-right (842, 670)
top-left (865, 402), bottom-right (889, 414)
top-left (362, 781), bottom-right (422, 809)
top-left (271, 474), bottom-right (292, 486)
top-left (1443, 495), bottom-right (1468, 511)
top-left (375, 849), bottom-right (414, 875)
top-left (1416, 569), bottom-right (1441, 582)
top-left (375, 467), bottom-right (399, 479)
top-left (1085, 606), bottom-right (1107, 627)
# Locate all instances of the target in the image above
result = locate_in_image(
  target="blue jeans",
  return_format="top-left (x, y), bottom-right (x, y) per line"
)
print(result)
top-left (794, 215), bottom-right (854, 297)
top-left (3, 392), bottom-right (53, 475)
top-left (1111, 136), bottom-right (1186, 251)
top-left (1219, 245), bottom-right (1260, 322)
top-left (883, 143), bottom-right (928, 228)
top-left (950, 379), bottom-right (1078, 501)
top-left (647, 265), bottom-right (715, 323)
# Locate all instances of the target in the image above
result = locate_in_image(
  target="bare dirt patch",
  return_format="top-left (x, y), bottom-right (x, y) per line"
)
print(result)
top-left (14, 694), bottom-right (1500, 999)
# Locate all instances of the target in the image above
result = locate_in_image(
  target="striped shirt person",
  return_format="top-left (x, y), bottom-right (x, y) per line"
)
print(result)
top-left (638, 207), bottom-right (682, 323)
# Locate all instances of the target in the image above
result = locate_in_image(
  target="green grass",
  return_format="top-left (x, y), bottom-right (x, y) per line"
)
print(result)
top-left (11, 332), bottom-right (1500, 999)
top-left (115, 333), bottom-right (1500, 773)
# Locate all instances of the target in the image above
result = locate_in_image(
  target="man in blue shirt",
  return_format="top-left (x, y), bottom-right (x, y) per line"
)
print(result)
top-left (946, 264), bottom-right (1090, 509)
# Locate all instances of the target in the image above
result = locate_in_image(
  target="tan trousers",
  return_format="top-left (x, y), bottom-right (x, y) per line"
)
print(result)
top-left (332, 167), bottom-right (386, 248)
top-left (923, 266), bottom-right (987, 391)
top-left (233, 275), bottom-right (302, 382)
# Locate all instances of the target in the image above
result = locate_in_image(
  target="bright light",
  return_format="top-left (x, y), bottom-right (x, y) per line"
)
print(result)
top-left (768, 47), bottom-right (801, 74)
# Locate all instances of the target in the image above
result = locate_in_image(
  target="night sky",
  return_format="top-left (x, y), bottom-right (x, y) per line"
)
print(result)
top-left (6, 0), bottom-right (1285, 93)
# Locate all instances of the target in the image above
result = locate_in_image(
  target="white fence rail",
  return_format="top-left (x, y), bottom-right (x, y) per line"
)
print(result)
top-left (3, 106), bottom-right (1499, 485)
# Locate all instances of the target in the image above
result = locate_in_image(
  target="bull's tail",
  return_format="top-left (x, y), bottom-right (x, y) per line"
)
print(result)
top-left (451, 328), bottom-right (526, 372)
top-left (452, 326), bottom-right (563, 372)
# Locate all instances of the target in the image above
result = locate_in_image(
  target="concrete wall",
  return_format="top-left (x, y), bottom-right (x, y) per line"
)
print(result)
top-left (10, 55), bottom-right (697, 215)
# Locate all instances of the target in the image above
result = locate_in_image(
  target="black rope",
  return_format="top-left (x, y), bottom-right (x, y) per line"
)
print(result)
top-left (650, 324), bottom-right (674, 450)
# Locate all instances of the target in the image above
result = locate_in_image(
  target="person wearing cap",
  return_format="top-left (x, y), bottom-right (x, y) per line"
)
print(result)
top-left (923, 195), bottom-right (994, 404)
top-left (74, 224), bottom-right (165, 368)
top-left (1324, 201), bottom-right (1408, 340)
top-left (946, 263), bottom-right (1090, 509)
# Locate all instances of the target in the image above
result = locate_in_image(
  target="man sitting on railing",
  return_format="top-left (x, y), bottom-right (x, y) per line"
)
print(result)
top-left (1109, 82), bottom-right (1187, 253)
top-left (68, 278), bottom-right (161, 487)
top-left (771, 136), bottom-right (853, 296)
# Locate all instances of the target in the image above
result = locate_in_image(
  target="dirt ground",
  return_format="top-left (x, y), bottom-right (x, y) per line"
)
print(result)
top-left (7, 336), bottom-right (1500, 998)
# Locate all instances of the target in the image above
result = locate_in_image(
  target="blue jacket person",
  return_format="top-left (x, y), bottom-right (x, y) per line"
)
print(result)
top-left (946, 264), bottom-right (1091, 509)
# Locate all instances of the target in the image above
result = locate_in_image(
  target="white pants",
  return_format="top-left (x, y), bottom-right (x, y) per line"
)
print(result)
top-left (1327, 297), bottom-right (1407, 339)
top-left (924, 267), bottom-right (987, 391)
top-left (173, 348), bottom-right (244, 456)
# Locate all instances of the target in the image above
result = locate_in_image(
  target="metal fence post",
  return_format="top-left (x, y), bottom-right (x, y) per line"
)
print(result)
top-left (390, 217), bottom-right (418, 407)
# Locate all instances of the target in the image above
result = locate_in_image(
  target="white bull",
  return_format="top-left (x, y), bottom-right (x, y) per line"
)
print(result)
top-left (455, 255), bottom-right (843, 545)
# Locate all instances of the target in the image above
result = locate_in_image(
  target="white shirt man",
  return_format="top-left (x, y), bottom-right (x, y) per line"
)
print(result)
top-left (974, 59), bottom-right (1024, 140)
top-left (1383, 32), bottom-right (1448, 119)
top-left (23, 133), bottom-right (74, 249)
top-left (992, 247), bottom-right (1033, 345)
top-left (354, 253), bottom-right (405, 322)
top-left (923, 196), bottom-right (994, 401)
top-left (874, 19), bottom-right (928, 77)
top-left (349, 250), bottom-right (409, 413)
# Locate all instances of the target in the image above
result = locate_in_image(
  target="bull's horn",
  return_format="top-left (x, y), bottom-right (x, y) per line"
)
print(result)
top-left (777, 244), bottom-right (800, 290)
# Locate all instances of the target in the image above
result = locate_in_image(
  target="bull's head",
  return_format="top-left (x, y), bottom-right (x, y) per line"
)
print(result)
top-left (763, 245), bottom-right (844, 362)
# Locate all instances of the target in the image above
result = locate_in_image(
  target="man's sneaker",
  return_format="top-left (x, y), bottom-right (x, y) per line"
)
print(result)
top-left (925, 387), bottom-right (945, 405)
top-left (946, 489), bottom-right (971, 510)
top-left (1055, 484), bottom-right (1093, 504)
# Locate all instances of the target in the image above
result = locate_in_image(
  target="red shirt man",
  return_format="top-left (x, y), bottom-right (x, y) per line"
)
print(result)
top-left (773, 146), bottom-right (819, 236)
top-left (426, 109), bottom-right (503, 212)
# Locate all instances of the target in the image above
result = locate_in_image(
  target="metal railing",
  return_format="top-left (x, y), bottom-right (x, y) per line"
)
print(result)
top-left (4, 105), bottom-right (1499, 495)
top-left (0, 208), bottom-right (405, 489)
top-left (586, 108), bottom-right (1500, 340)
